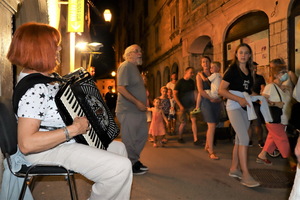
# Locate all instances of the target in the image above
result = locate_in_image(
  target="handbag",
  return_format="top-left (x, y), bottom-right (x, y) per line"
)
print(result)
top-left (219, 100), bottom-right (229, 122)
top-left (269, 84), bottom-right (283, 123)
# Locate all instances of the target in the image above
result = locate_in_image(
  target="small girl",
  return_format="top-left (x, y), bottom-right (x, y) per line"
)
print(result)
top-left (148, 98), bottom-right (169, 147)
top-left (159, 86), bottom-right (171, 143)
top-left (167, 88), bottom-right (176, 135)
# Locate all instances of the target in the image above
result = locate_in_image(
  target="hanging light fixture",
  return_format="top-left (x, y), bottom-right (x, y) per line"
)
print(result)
top-left (103, 9), bottom-right (112, 22)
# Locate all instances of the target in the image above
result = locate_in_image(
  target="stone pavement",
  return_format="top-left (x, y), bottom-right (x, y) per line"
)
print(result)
top-left (31, 122), bottom-right (296, 200)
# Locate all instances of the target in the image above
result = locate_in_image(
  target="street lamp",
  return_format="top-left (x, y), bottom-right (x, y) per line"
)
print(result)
top-left (76, 42), bottom-right (103, 69)
top-left (111, 71), bottom-right (116, 77)
top-left (103, 9), bottom-right (112, 22)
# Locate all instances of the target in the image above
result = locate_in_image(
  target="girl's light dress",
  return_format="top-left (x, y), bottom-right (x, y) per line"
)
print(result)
top-left (149, 109), bottom-right (166, 136)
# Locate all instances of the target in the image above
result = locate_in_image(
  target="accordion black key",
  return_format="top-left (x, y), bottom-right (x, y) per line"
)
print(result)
top-left (55, 69), bottom-right (119, 150)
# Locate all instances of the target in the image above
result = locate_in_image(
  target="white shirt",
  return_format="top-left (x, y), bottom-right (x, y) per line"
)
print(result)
top-left (166, 82), bottom-right (176, 91)
top-left (263, 83), bottom-right (291, 125)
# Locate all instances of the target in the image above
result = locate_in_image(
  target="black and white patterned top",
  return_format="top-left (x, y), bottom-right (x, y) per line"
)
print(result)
top-left (17, 73), bottom-right (65, 130)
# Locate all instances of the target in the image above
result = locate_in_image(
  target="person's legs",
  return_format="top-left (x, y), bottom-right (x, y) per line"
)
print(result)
top-left (177, 110), bottom-right (187, 142)
top-left (171, 118), bottom-right (176, 134)
top-left (266, 123), bottom-right (291, 158)
top-left (238, 145), bottom-right (251, 176)
top-left (25, 143), bottom-right (133, 200)
top-left (205, 122), bottom-right (219, 159)
top-left (190, 116), bottom-right (198, 142)
top-left (178, 122), bottom-right (186, 139)
top-left (117, 112), bottom-right (148, 165)
top-left (230, 144), bottom-right (239, 171)
top-left (227, 109), bottom-right (259, 186)
top-left (259, 128), bottom-right (276, 158)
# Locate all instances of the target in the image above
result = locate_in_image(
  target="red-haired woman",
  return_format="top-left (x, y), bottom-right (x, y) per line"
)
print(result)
top-left (7, 22), bottom-right (132, 200)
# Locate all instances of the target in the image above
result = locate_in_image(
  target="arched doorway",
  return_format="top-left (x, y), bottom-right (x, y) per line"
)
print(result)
top-left (289, 0), bottom-right (300, 76)
top-left (224, 11), bottom-right (269, 73)
top-left (155, 71), bottom-right (161, 97)
top-left (171, 62), bottom-right (179, 75)
top-left (189, 36), bottom-right (213, 72)
top-left (163, 66), bottom-right (170, 86)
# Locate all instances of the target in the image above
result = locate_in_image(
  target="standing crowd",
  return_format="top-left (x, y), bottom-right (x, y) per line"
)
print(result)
top-left (144, 42), bottom-right (300, 190)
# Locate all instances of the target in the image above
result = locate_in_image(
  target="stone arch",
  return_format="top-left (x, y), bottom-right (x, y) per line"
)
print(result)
top-left (171, 62), bottom-right (179, 74)
top-left (147, 73), bottom-right (155, 102)
top-left (288, 0), bottom-right (300, 75)
top-left (224, 11), bottom-right (269, 71)
top-left (163, 66), bottom-right (170, 86)
top-left (189, 35), bottom-right (213, 72)
top-left (155, 71), bottom-right (161, 97)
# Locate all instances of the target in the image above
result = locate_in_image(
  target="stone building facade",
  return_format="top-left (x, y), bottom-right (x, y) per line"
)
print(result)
top-left (115, 0), bottom-right (300, 100)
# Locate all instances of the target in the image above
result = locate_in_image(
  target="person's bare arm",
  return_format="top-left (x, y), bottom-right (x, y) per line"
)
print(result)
top-left (173, 90), bottom-right (184, 111)
top-left (117, 85), bottom-right (147, 111)
top-left (196, 73), bottom-right (212, 100)
top-left (295, 137), bottom-right (300, 163)
top-left (18, 117), bottom-right (88, 155)
top-left (289, 71), bottom-right (298, 86)
top-left (262, 93), bottom-right (284, 108)
top-left (161, 110), bottom-right (169, 124)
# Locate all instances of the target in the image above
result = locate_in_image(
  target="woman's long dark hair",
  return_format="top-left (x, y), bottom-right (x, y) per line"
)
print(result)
top-left (228, 43), bottom-right (254, 79)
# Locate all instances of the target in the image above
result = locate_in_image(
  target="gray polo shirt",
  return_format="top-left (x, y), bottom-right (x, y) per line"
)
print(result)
top-left (116, 61), bottom-right (147, 114)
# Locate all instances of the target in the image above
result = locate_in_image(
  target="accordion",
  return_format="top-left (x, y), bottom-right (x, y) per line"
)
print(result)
top-left (55, 68), bottom-right (119, 150)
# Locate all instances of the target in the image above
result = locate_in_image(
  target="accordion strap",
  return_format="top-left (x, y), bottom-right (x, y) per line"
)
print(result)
top-left (13, 73), bottom-right (60, 114)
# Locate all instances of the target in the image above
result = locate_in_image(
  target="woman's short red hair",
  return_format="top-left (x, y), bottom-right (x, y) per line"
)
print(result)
top-left (7, 22), bottom-right (61, 72)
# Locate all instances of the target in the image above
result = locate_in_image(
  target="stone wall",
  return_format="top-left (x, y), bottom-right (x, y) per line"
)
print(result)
top-left (0, 0), bottom-right (19, 191)
top-left (115, 0), bottom-right (295, 93)
top-left (269, 19), bottom-right (289, 63)
top-left (0, 0), bottom-right (50, 191)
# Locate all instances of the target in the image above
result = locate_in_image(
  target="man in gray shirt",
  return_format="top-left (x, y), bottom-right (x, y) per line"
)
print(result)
top-left (116, 44), bottom-right (148, 175)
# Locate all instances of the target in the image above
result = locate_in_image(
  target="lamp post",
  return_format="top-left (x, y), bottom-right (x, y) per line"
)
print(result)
top-left (103, 9), bottom-right (112, 22)
top-left (76, 42), bottom-right (103, 70)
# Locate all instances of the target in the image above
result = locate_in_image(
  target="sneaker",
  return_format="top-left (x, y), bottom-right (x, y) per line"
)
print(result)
top-left (190, 108), bottom-right (201, 114)
top-left (135, 161), bottom-right (149, 171)
top-left (193, 140), bottom-right (202, 146)
top-left (177, 138), bottom-right (185, 143)
top-left (240, 176), bottom-right (260, 187)
top-left (132, 167), bottom-right (147, 175)
top-left (248, 141), bottom-right (253, 147)
top-left (228, 169), bottom-right (242, 179)
top-left (256, 157), bottom-right (272, 165)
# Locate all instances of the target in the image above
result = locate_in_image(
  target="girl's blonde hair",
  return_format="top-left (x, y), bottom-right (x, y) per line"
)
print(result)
top-left (160, 86), bottom-right (168, 92)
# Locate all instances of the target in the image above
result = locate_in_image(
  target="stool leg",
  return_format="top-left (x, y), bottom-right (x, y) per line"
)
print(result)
top-left (19, 176), bottom-right (31, 200)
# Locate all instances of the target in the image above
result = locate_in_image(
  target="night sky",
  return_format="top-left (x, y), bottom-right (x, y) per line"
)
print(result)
top-left (89, 0), bottom-right (119, 79)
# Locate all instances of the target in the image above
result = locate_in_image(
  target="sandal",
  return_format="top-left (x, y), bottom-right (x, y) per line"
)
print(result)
top-left (256, 157), bottom-right (272, 165)
top-left (209, 152), bottom-right (219, 160)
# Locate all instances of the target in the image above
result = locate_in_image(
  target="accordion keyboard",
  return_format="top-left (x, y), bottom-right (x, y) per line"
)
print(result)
top-left (61, 85), bottom-right (104, 149)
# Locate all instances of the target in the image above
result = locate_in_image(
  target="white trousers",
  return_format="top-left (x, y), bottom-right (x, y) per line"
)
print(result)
top-left (24, 141), bottom-right (132, 200)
